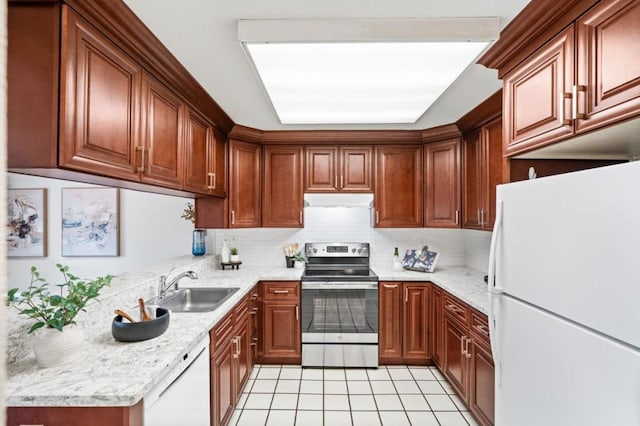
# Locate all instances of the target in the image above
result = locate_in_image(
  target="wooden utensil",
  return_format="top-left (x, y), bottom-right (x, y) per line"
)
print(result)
top-left (114, 309), bottom-right (137, 323)
top-left (138, 298), bottom-right (151, 321)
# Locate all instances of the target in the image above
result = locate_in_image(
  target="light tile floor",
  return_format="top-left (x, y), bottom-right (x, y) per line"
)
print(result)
top-left (229, 365), bottom-right (479, 426)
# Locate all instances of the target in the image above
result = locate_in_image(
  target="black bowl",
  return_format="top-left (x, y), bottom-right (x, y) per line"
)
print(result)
top-left (112, 307), bottom-right (170, 342)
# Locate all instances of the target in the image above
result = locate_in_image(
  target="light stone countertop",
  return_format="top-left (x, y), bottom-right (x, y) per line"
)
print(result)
top-left (6, 259), bottom-right (486, 408)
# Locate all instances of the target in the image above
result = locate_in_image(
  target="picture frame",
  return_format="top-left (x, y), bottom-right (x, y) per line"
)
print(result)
top-left (401, 247), bottom-right (439, 273)
top-left (7, 188), bottom-right (47, 257)
top-left (61, 187), bottom-right (120, 257)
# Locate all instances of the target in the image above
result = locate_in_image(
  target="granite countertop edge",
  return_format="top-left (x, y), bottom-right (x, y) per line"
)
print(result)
top-left (6, 262), bottom-right (487, 407)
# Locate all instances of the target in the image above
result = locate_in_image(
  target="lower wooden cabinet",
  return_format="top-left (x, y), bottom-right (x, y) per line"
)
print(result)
top-left (442, 293), bottom-right (495, 426)
top-left (210, 288), bottom-right (258, 426)
top-left (260, 281), bottom-right (301, 364)
top-left (379, 282), bottom-right (430, 365)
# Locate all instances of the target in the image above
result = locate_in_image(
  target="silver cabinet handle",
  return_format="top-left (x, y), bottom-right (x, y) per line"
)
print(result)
top-left (250, 308), bottom-right (258, 315)
top-left (455, 210), bottom-right (459, 225)
top-left (376, 210), bottom-right (380, 224)
top-left (273, 289), bottom-right (289, 294)
top-left (335, 174), bottom-right (338, 188)
top-left (207, 172), bottom-right (215, 189)
top-left (576, 85), bottom-right (587, 120)
top-left (461, 336), bottom-right (466, 356)
top-left (465, 337), bottom-right (472, 359)
top-left (340, 175), bottom-right (344, 189)
top-left (231, 210), bottom-right (235, 225)
top-left (383, 284), bottom-right (398, 289)
top-left (299, 210), bottom-right (303, 224)
top-left (571, 85), bottom-right (587, 120)
top-left (405, 288), bottom-right (408, 303)
top-left (295, 306), bottom-right (299, 321)
top-left (477, 210), bottom-right (481, 226)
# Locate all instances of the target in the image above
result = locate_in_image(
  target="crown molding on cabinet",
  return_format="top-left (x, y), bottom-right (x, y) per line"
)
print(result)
top-left (456, 90), bottom-right (502, 134)
top-left (478, 0), bottom-right (597, 77)
top-left (420, 124), bottom-right (462, 144)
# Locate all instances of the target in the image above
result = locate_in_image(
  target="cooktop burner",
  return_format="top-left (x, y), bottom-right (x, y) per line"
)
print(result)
top-left (302, 243), bottom-right (377, 282)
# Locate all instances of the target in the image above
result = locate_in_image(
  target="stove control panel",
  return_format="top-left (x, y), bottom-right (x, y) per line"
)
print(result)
top-left (305, 243), bottom-right (369, 257)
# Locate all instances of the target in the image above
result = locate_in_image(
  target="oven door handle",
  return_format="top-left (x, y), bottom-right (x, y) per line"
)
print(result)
top-left (301, 282), bottom-right (378, 290)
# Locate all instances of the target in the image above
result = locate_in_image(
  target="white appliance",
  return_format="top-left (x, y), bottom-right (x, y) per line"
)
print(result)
top-left (488, 161), bottom-right (640, 426)
top-left (144, 335), bottom-right (210, 426)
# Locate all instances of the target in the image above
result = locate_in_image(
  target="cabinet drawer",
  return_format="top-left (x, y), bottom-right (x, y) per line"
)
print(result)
top-left (210, 312), bottom-right (233, 356)
top-left (470, 310), bottom-right (491, 347)
top-left (234, 295), bottom-right (250, 320)
top-left (262, 281), bottom-right (299, 299)
top-left (444, 294), bottom-right (470, 326)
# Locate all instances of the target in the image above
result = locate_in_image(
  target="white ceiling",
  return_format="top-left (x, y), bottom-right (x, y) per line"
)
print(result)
top-left (123, 0), bottom-right (530, 131)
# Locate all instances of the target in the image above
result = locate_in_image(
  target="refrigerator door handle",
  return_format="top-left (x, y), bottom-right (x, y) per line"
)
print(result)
top-left (488, 199), bottom-right (503, 386)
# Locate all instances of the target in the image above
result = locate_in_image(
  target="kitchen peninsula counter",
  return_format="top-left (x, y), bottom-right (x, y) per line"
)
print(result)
top-left (6, 257), bottom-right (487, 408)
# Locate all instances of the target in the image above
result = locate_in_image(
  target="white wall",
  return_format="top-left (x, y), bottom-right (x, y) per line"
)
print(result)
top-left (211, 206), bottom-right (491, 271)
top-left (7, 173), bottom-right (206, 290)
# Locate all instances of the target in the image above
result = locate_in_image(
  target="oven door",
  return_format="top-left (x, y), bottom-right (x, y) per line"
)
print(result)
top-left (301, 281), bottom-right (378, 344)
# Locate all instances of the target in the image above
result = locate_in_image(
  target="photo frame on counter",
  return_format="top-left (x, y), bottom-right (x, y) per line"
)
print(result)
top-left (7, 188), bottom-right (47, 257)
top-left (401, 247), bottom-right (439, 273)
top-left (61, 187), bottom-right (120, 257)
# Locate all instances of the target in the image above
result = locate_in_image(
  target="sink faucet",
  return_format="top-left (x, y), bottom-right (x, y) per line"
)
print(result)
top-left (158, 270), bottom-right (198, 298)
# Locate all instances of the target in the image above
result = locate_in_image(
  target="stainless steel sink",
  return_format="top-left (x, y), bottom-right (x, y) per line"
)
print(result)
top-left (155, 287), bottom-right (240, 312)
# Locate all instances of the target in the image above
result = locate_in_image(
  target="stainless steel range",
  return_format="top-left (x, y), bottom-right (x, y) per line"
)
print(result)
top-left (301, 242), bottom-right (379, 368)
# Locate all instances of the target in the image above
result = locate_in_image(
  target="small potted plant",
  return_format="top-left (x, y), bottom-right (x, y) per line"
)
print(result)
top-left (230, 247), bottom-right (240, 263)
top-left (8, 264), bottom-right (112, 367)
top-left (292, 251), bottom-right (308, 269)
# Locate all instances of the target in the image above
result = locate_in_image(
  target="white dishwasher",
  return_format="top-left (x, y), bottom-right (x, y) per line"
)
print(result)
top-left (144, 335), bottom-right (210, 426)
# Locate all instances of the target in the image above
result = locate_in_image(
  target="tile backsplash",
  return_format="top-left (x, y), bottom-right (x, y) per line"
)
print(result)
top-left (211, 206), bottom-right (489, 270)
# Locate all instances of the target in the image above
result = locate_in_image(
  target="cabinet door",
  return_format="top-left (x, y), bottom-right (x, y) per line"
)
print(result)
top-left (443, 317), bottom-right (469, 402)
top-left (234, 317), bottom-right (251, 399)
top-left (341, 146), bottom-right (373, 192)
top-left (305, 147), bottom-right (338, 192)
top-left (469, 339), bottom-right (495, 426)
top-left (228, 140), bottom-right (261, 228)
top-left (576, 0), bottom-right (640, 133)
top-left (139, 72), bottom-right (183, 188)
top-left (402, 284), bottom-right (430, 363)
top-left (503, 26), bottom-right (574, 156)
top-left (262, 301), bottom-right (301, 361)
top-left (59, 7), bottom-right (141, 181)
top-left (211, 340), bottom-right (235, 426)
top-left (482, 118), bottom-right (503, 230)
top-left (463, 130), bottom-right (483, 230)
top-left (430, 286), bottom-right (445, 370)
top-left (210, 129), bottom-right (227, 197)
top-left (379, 282), bottom-right (403, 364)
top-left (263, 145), bottom-right (304, 227)
top-left (424, 139), bottom-right (461, 228)
top-left (374, 145), bottom-right (423, 227)
top-left (182, 107), bottom-right (211, 194)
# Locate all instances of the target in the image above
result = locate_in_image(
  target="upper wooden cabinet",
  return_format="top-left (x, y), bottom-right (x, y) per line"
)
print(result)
top-left (138, 72), bottom-right (183, 189)
top-left (228, 140), bottom-right (261, 228)
top-left (463, 118), bottom-right (503, 231)
top-left (503, 0), bottom-right (640, 156)
top-left (374, 145), bottom-right (423, 228)
top-left (424, 139), bottom-right (461, 228)
top-left (304, 146), bottom-right (373, 192)
top-left (263, 146), bottom-right (304, 227)
top-left (58, 6), bottom-right (142, 181)
top-left (8, 2), bottom-right (232, 197)
top-left (183, 108), bottom-right (227, 197)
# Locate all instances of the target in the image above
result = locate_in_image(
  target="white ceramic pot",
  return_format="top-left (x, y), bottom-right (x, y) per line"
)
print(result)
top-left (230, 254), bottom-right (240, 263)
top-left (294, 261), bottom-right (305, 269)
top-left (32, 324), bottom-right (83, 368)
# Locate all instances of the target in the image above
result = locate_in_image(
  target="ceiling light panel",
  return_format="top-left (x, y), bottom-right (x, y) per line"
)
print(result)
top-left (246, 41), bottom-right (488, 124)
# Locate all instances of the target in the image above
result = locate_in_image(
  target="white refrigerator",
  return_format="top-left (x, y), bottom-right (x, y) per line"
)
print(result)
top-left (487, 161), bottom-right (640, 426)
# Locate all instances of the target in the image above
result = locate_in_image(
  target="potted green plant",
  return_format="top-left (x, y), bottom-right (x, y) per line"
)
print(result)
top-left (292, 251), bottom-right (308, 269)
top-left (8, 264), bottom-right (112, 367)
top-left (230, 247), bottom-right (240, 263)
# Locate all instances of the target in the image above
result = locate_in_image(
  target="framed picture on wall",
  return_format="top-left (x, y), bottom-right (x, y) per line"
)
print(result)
top-left (61, 187), bottom-right (120, 257)
top-left (7, 188), bottom-right (47, 257)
